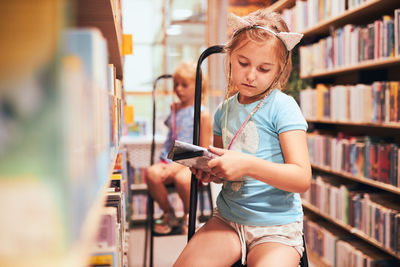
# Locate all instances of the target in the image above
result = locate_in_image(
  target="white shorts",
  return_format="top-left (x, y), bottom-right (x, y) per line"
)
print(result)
top-left (213, 209), bottom-right (304, 265)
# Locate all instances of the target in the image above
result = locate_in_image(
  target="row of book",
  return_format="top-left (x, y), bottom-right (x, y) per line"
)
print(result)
top-left (300, 81), bottom-right (400, 123)
top-left (129, 167), bottom-right (147, 186)
top-left (308, 132), bottom-right (399, 187)
top-left (282, 0), bottom-right (347, 32)
top-left (90, 150), bottom-right (129, 267)
top-left (299, 9), bottom-right (400, 76)
top-left (302, 174), bottom-right (400, 255)
top-left (62, 28), bottom-right (125, 241)
top-left (304, 215), bottom-right (399, 267)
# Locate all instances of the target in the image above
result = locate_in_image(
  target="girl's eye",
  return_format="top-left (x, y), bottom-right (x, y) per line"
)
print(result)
top-left (238, 61), bottom-right (248, 67)
top-left (259, 68), bottom-right (270, 73)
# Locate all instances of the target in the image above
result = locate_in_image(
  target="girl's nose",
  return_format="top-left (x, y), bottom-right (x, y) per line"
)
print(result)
top-left (246, 68), bottom-right (256, 83)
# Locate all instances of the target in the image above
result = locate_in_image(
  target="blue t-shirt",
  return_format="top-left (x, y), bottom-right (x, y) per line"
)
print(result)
top-left (213, 89), bottom-right (308, 226)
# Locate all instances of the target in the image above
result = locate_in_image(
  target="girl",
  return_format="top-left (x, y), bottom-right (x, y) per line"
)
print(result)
top-left (146, 61), bottom-right (212, 235)
top-left (174, 10), bottom-right (311, 267)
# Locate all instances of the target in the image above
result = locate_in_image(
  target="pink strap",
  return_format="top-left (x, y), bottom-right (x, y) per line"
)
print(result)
top-left (226, 94), bottom-right (268, 150)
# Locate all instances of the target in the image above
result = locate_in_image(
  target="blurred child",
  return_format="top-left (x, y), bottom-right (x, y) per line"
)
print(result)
top-left (146, 61), bottom-right (212, 235)
top-left (174, 10), bottom-right (311, 266)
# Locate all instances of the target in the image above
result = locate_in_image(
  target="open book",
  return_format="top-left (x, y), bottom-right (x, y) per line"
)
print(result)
top-left (167, 140), bottom-right (218, 172)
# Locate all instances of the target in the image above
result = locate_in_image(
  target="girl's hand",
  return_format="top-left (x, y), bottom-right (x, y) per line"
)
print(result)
top-left (207, 146), bottom-right (247, 181)
top-left (190, 168), bottom-right (224, 184)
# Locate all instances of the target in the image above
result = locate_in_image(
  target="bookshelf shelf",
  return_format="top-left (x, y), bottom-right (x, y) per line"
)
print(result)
top-left (302, 0), bottom-right (399, 37)
top-left (311, 164), bottom-right (400, 195)
top-left (303, 201), bottom-right (400, 260)
top-left (300, 57), bottom-right (400, 79)
top-left (308, 119), bottom-right (400, 129)
top-left (307, 250), bottom-right (331, 267)
top-left (266, 0), bottom-right (295, 12)
top-left (131, 184), bottom-right (148, 191)
top-left (77, 0), bottom-right (123, 79)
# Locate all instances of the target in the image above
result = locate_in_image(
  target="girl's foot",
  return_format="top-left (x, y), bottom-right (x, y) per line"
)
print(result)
top-left (154, 213), bottom-right (180, 235)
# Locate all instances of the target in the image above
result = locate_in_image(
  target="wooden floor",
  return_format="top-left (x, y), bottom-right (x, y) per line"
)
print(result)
top-left (128, 225), bottom-right (187, 267)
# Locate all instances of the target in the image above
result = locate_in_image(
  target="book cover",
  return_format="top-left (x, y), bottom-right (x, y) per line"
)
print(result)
top-left (167, 140), bottom-right (218, 172)
top-left (377, 143), bottom-right (390, 184)
top-left (395, 9), bottom-right (400, 57)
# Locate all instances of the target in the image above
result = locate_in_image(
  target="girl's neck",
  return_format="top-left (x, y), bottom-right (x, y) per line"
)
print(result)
top-left (176, 100), bottom-right (194, 109)
top-left (238, 90), bottom-right (270, 104)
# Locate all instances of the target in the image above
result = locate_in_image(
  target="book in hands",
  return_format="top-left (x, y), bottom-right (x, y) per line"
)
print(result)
top-left (167, 140), bottom-right (218, 172)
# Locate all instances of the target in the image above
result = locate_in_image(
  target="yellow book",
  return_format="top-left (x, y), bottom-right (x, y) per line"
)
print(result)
top-left (389, 81), bottom-right (398, 122)
top-left (316, 84), bottom-right (329, 120)
top-left (89, 254), bottom-right (113, 266)
top-left (122, 34), bottom-right (133, 55)
top-left (111, 173), bottom-right (122, 180)
top-left (124, 105), bottom-right (134, 125)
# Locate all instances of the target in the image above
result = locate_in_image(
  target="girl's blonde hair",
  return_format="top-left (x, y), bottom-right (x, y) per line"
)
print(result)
top-left (224, 10), bottom-right (292, 96)
top-left (173, 61), bottom-right (208, 95)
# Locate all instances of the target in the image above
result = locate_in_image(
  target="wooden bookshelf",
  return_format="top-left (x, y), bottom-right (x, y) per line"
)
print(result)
top-left (307, 250), bottom-right (331, 267)
top-left (76, 0), bottom-right (124, 79)
top-left (289, 0), bottom-right (400, 264)
top-left (307, 119), bottom-right (400, 129)
top-left (131, 183), bottom-right (148, 191)
top-left (300, 57), bottom-right (400, 79)
top-left (303, 201), bottom-right (400, 260)
top-left (266, 0), bottom-right (295, 12)
top-left (302, 0), bottom-right (400, 37)
top-left (311, 164), bottom-right (400, 195)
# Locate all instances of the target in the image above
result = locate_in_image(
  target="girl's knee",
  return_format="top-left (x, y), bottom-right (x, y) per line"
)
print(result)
top-left (174, 168), bottom-right (191, 185)
top-left (146, 164), bottom-right (163, 183)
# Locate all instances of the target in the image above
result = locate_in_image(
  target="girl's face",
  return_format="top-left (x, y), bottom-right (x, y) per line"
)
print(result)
top-left (173, 75), bottom-right (195, 106)
top-left (230, 39), bottom-right (280, 104)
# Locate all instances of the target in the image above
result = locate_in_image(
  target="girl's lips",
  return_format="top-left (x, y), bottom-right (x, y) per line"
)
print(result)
top-left (242, 83), bottom-right (256, 88)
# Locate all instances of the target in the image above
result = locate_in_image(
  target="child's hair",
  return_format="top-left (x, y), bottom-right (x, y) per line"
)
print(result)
top-left (173, 61), bottom-right (208, 96)
top-left (224, 10), bottom-right (292, 95)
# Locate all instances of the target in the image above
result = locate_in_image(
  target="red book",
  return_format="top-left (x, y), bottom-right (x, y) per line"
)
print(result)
top-left (377, 143), bottom-right (390, 184)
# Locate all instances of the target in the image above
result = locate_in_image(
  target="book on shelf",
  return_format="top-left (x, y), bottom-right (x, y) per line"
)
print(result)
top-left (308, 132), bottom-right (399, 187)
top-left (395, 9), bottom-right (400, 57)
top-left (300, 81), bottom-right (400, 123)
top-left (299, 10), bottom-right (398, 76)
top-left (167, 140), bottom-right (218, 172)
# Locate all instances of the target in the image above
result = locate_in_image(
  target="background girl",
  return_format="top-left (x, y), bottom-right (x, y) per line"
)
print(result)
top-left (146, 61), bottom-right (212, 235)
top-left (174, 10), bottom-right (311, 267)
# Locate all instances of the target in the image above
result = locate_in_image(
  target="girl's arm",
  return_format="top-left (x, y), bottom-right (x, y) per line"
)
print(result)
top-left (208, 130), bottom-right (311, 193)
top-left (199, 110), bottom-right (212, 148)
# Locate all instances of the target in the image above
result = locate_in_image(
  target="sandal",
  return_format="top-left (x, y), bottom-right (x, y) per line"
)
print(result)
top-left (153, 213), bottom-right (180, 235)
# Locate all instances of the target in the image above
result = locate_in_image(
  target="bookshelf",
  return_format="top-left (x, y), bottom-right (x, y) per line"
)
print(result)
top-left (0, 0), bottom-right (127, 266)
top-left (266, 0), bottom-right (296, 12)
top-left (76, 0), bottom-right (124, 79)
top-left (300, 57), bottom-right (400, 79)
top-left (271, 0), bottom-right (400, 266)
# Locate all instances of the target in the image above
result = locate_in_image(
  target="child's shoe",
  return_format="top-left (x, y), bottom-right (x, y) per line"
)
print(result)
top-left (153, 213), bottom-right (180, 235)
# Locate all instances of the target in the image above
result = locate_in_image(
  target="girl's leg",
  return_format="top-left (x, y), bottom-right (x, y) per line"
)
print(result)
top-left (246, 242), bottom-right (300, 267)
top-left (146, 163), bottom-right (174, 213)
top-left (173, 167), bottom-right (191, 214)
top-left (174, 217), bottom-right (242, 267)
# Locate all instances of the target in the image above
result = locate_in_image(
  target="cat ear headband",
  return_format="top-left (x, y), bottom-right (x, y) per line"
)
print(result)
top-left (228, 13), bottom-right (303, 51)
